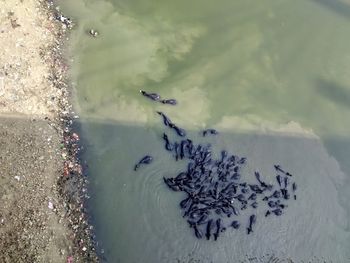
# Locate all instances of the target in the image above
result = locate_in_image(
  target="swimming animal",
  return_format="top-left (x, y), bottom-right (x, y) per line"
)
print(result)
top-left (157, 111), bottom-right (172, 127)
top-left (254, 171), bottom-right (273, 190)
top-left (248, 193), bottom-right (257, 200)
top-left (156, 111), bottom-right (186, 137)
top-left (231, 221), bottom-right (240, 229)
top-left (280, 189), bottom-right (290, 200)
top-left (251, 202), bottom-right (258, 209)
top-left (206, 219), bottom-right (213, 240)
top-left (134, 155), bottom-right (153, 171)
top-left (162, 133), bottom-right (173, 151)
top-left (202, 129), bottom-right (219, 137)
top-left (271, 208), bottom-right (283, 216)
top-left (276, 175), bottom-right (282, 187)
top-left (194, 225), bottom-right (203, 239)
top-left (263, 190), bottom-right (281, 201)
top-left (247, 215), bottom-right (256, 235)
top-left (274, 164), bottom-right (293, 176)
top-left (140, 90), bottom-right (161, 101)
top-left (173, 125), bottom-right (186, 137)
top-left (161, 99), bottom-right (177, 105)
top-left (213, 219), bottom-right (221, 241)
top-left (292, 182), bottom-right (297, 200)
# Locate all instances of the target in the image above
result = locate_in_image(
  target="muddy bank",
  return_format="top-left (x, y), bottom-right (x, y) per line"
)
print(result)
top-left (0, 0), bottom-right (98, 262)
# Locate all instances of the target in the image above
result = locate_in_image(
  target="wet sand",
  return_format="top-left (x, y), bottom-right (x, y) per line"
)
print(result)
top-left (0, 0), bottom-right (97, 262)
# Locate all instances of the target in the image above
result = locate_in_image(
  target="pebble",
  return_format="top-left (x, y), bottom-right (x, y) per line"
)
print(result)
top-left (88, 29), bottom-right (99, 37)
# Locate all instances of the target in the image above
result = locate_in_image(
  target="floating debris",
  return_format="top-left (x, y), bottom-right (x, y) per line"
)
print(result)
top-left (88, 29), bottom-right (99, 37)
top-left (55, 13), bottom-right (73, 28)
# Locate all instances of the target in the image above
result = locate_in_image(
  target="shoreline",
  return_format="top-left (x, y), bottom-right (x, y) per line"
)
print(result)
top-left (0, 0), bottom-right (98, 262)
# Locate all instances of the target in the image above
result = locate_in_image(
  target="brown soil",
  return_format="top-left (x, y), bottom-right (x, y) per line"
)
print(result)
top-left (0, 0), bottom-right (98, 262)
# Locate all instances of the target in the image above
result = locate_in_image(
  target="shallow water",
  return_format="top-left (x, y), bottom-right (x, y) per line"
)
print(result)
top-left (58, 0), bottom-right (350, 261)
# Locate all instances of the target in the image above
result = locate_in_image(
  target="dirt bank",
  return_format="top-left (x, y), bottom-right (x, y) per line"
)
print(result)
top-left (0, 0), bottom-right (97, 262)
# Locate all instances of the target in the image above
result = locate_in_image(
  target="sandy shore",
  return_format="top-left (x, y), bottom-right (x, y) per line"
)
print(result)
top-left (0, 0), bottom-right (98, 262)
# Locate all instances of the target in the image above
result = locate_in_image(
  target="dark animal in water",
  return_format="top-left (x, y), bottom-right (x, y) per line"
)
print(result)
top-left (134, 155), bottom-right (153, 171)
top-left (251, 202), bottom-right (258, 209)
top-left (278, 203), bottom-right (287, 209)
top-left (213, 218), bottom-right (221, 241)
top-left (263, 190), bottom-right (281, 201)
top-left (206, 219), bottom-right (213, 240)
top-left (161, 99), bottom-right (177, 105)
top-left (194, 225), bottom-right (203, 239)
top-left (157, 111), bottom-right (172, 127)
top-left (248, 193), bottom-right (257, 201)
top-left (249, 184), bottom-right (264, 194)
top-left (238, 157), bottom-right (247, 165)
top-left (254, 171), bottom-right (273, 190)
top-left (162, 133), bottom-right (173, 151)
top-left (274, 164), bottom-right (293, 176)
top-left (241, 187), bottom-right (249, 194)
top-left (140, 90), bottom-right (161, 101)
top-left (284, 177), bottom-right (289, 188)
top-left (291, 176), bottom-right (297, 201)
top-left (163, 178), bottom-right (181, 191)
top-left (235, 194), bottom-right (246, 203)
top-left (197, 214), bottom-right (208, 225)
top-left (280, 189), bottom-right (290, 200)
top-left (202, 129), bottom-right (219, 137)
top-left (276, 175), bottom-right (282, 187)
top-left (271, 208), bottom-right (283, 216)
top-left (247, 214), bottom-right (256, 235)
top-left (173, 125), bottom-right (186, 137)
top-left (157, 111), bottom-right (186, 137)
top-left (268, 201), bottom-right (277, 208)
top-left (180, 197), bottom-right (191, 209)
top-left (231, 221), bottom-right (240, 229)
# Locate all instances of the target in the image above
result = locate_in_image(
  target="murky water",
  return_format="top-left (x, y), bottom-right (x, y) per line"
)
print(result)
top-left (58, 0), bottom-right (350, 261)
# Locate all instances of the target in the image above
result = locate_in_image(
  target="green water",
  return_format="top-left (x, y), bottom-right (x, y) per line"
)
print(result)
top-left (59, 0), bottom-right (350, 261)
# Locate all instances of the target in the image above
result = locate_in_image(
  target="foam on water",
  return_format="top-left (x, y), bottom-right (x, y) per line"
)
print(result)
top-left (58, 0), bottom-right (350, 261)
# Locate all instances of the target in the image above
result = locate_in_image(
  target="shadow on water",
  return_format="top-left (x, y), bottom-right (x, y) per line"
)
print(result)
top-left (316, 78), bottom-right (350, 110)
top-left (76, 117), bottom-right (350, 263)
top-left (312, 0), bottom-right (350, 19)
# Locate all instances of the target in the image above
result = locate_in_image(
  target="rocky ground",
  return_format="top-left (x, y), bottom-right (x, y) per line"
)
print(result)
top-left (0, 0), bottom-right (98, 262)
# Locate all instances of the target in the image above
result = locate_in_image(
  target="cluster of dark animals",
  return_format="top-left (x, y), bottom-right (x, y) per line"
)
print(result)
top-left (134, 91), bottom-right (298, 240)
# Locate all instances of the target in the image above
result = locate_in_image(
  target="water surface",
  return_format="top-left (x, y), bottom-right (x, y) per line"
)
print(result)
top-left (59, 0), bottom-right (350, 261)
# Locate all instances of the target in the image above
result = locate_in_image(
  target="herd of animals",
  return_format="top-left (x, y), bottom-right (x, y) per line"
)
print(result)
top-left (134, 90), bottom-right (298, 240)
